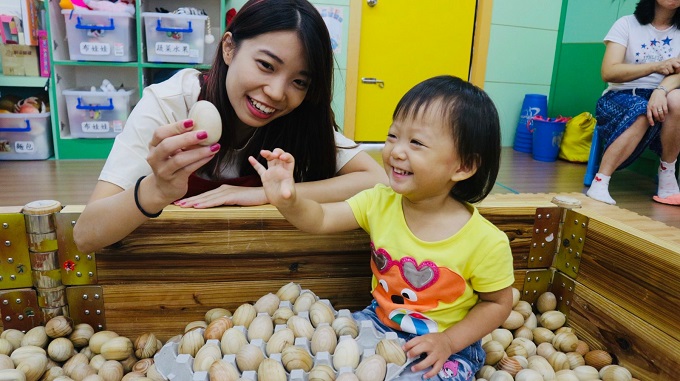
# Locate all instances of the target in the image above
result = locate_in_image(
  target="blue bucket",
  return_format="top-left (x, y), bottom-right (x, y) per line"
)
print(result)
top-left (513, 94), bottom-right (548, 153)
top-left (530, 118), bottom-right (566, 162)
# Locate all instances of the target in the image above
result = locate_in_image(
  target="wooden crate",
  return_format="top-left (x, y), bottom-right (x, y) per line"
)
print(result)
top-left (1, 193), bottom-right (678, 381)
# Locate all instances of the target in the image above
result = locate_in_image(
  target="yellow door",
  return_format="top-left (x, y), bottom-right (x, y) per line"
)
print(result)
top-left (354, 0), bottom-right (477, 142)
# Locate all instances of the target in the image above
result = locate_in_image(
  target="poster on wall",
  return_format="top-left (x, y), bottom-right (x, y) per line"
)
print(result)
top-left (317, 6), bottom-right (343, 54)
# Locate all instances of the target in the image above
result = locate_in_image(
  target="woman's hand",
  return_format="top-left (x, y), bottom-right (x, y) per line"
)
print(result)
top-left (654, 57), bottom-right (680, 76)
top-left (175, 185), bottom-right (268, 208)
top-left (249, 148), bottom-right (297, 208)
top-left (146, 119), bottom-right (220, 203)
top-left (647, 89), bottom-right (669, 126)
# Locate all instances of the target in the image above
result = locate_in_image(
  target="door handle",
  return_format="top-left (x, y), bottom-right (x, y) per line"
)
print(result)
top-left (361, 77), bottom-right (384, 88)
top-left (367, 0), bottom-right (377, 7)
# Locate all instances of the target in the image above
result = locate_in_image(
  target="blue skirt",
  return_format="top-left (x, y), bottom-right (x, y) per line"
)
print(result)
top-left (595, 88), bottom-right (662, 170)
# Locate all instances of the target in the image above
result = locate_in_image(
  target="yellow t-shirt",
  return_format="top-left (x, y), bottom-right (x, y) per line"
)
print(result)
top-left (347, 184), bottom-right (514, 334)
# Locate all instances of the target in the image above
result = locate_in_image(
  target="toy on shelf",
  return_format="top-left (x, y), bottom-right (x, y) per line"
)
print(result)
top-left (0, 94), bottom-right (49, 114)
top-left (155, 6), bottom-right (214, 44)
top-left (60, 0), bottom-right (135, 16)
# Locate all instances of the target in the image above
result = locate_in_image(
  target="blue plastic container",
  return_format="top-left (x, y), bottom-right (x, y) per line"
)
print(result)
top-left (531, 119), bottom-right (566, 162)
top-left (513, 94), bottom-right (548, 153)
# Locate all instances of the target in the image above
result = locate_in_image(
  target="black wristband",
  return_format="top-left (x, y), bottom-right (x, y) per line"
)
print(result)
top-left (134, 176), bottom-right (162, 218)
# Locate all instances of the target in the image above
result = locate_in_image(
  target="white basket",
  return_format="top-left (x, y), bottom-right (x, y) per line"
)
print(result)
top-left (142, 12), bottom-right (208, 64)
top-left (62, 88), bottom-right (135, 139)
top-left (0, 112), bottom-right (53, 160)
top-left (62, 9), bottom-right (137, 62)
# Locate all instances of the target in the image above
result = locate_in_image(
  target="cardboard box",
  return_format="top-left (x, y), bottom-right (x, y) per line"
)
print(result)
top-left (0, 44), bottom-right (39, 76)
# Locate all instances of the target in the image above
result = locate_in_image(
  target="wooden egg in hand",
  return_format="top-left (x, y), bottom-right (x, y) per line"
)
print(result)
top-left (188, 100), bottom-right (222, 146)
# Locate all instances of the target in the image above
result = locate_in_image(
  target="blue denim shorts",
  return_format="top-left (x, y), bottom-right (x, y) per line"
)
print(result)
top-left (352, 300), bottom-right (485, 381)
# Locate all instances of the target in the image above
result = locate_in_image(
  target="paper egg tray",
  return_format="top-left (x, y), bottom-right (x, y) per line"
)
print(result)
top-left (154, 297), bottom-right (416, 381)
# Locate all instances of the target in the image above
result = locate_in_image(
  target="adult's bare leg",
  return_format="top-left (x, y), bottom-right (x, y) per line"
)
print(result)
top-left (587, 115), bottom-right (649, 204)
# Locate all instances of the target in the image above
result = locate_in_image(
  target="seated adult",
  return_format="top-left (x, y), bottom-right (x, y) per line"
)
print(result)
top-left (586, 0), bottom-right (680, 206)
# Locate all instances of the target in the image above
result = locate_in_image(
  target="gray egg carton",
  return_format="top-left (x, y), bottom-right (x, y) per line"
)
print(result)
top-left (154, 304), bottom-right (416, 380)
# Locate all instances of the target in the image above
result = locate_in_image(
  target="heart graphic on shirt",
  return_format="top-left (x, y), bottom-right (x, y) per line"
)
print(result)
top-left (401, 258), bottom-right (439, 290)
top-left (371, 244), bottom-right (389, 272)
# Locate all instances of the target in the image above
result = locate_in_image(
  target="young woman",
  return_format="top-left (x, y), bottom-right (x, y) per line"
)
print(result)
top-left (587, 0), bottom-right (680, 205)
top-left (73, 0), bottom-right (386, 253)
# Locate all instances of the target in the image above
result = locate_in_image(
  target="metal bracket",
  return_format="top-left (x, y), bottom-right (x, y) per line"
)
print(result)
top-left (0, 213), bottom-right (33, 289)
top-left (66, 286), bottom-right (106, 332)
top-left (528, 207), bottom-right (560, 268)
top-left (551, 271), bottom-right (575, 318)
top-left (553, 209), bottom-right (588, 278)
top-left (56, 213), bottom-right (98, 285)
top-left (520, 269), bottom-right (553, 307)
top-left (0, 288), bottom-right (41, 331)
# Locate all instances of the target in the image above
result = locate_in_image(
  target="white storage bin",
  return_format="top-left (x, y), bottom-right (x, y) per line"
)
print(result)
top-left (63, 88), bottom-right (135, 139)
top-left (0, 112), bottom-right (53, 160)
top-left (62, 9), bottom-right (137, 62)
top-left (142, 12), bottom-right (208, 64)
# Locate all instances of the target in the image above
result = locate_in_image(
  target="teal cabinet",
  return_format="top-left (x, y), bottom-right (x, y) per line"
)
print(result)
top-left (46, 0), bottom-right (351, 159)
top-left (47, 0), bottom-right (231, 159)
top-left (562, 0), bottom-right (620, 44)
top-left (550, 0), bottom-right (634, 117)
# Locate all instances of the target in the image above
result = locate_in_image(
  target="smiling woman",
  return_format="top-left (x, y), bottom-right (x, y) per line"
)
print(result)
top-left (70, 0), bottom-right (387, 254)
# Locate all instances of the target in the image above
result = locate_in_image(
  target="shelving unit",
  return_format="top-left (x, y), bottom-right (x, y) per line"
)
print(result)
top-left (0, 74), bottom-right (49, 88)
top-left (45, 0), bottom-right (349, 159)
top-left (45, 0), bottom-right (223, 159)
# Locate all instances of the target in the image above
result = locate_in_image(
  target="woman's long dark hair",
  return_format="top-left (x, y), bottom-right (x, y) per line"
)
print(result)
top-left (201, 0), bottom-right (337, 181)
top-left (635, 0), bottom-right (680, 27)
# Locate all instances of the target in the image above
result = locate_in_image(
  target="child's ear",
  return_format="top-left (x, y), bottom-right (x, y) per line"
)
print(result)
top-left (451, 156), bottom-right (479, 182)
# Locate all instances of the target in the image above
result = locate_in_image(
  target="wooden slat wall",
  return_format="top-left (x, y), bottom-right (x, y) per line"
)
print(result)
top-left (72, 202), bottom-right (542, 342)
top-left (568, 287), bottom-right (679, 381)
top-left (3, 194), bottom-right (677, 381)
top-left (566, 207), bottom-right (680, 381)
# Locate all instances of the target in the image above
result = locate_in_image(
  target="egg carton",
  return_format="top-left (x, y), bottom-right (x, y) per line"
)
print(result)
top-left (221, 334), bottom-right (414, 381)
top-left (155, 312), bottom-right (415, 381)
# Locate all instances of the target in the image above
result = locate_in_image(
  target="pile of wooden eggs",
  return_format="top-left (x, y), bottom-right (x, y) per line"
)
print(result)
top-left (0, 314), bottom-right (166, 381)
top-left (477, 288), bottom-right (636, 381)
top-left (156, 282), bottom-right (410, 380)
top-left (0, 281), bottom-right (410, 381)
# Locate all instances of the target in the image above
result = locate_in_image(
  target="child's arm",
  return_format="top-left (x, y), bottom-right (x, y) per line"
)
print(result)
top-left (249, 149), bottom-right (360, 234)
top-left (404, 286), bottom-right (513, 378)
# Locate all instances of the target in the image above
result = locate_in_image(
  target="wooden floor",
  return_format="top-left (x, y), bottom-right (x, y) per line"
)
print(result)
top-left (2, 147), bottom-right (680, 231)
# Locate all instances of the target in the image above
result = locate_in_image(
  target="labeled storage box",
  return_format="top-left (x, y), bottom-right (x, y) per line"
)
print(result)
top-left (142, 12), bottom-right (208, 64)
top-left (0, 44), bottom-right (40, 77)
top-left (62, 88), bottom-right (134, 138)
top-left (0, 112), bottom-right (53, 160)
top-left (61, 10), bottom-right (136, 62)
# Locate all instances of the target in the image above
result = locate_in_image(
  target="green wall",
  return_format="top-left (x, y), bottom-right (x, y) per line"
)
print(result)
top-left (483, 0), bottom-right (563, 148)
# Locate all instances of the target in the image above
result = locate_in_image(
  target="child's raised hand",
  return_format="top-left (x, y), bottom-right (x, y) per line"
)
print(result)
top-left (249, 149), bottom-right (296, 207)
top-left (403, 332), bottom-right (455, 379)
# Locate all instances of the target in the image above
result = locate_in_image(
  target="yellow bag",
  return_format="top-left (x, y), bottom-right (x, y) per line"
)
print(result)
top-left (558, 112), bottom-right (596, 162)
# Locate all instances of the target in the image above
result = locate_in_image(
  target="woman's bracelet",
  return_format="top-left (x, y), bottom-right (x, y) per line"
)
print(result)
top-left (134, 176), bottom-right (163, 218)
top-left (655, 85), bottom-right (669, 95)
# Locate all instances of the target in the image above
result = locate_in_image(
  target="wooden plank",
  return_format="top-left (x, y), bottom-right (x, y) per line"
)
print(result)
top-left (95, 251), bottom-right (372, 283)
top-left (101, 278), bottom-right (374, 341)
top-left (576, 211), bottom-right (680, 342)
top-left (100, 271), bottom-right (531, 342)
top-left (568, 284), bottom-right (679, 381)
